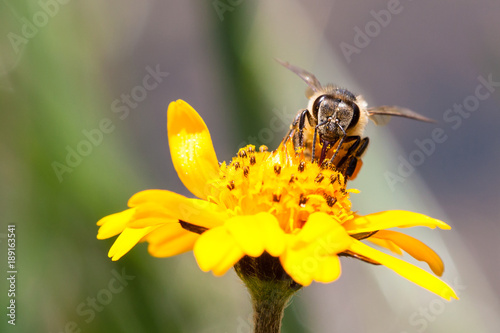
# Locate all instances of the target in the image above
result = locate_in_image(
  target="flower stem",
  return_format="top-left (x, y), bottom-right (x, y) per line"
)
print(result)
top-left (250, 280), bottom-right (293, 333)
top-left (235, 253), bottom-right (302, 333)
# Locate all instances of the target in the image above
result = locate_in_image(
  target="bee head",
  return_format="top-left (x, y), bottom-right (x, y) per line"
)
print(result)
top-left (312, 94), bottom-right (360, 141)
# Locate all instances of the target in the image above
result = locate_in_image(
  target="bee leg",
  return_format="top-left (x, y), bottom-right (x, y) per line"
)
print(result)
top-left (355, 137), bottom-right (369, 158)
top-left (297, 109), bottom-right (309, 148)
top-left (337, 136), bottom-right (361, 167)
top-left (283, 115), bottom-right (299, 144)
top-left (312, 126), bottom-right (318, 162)
top-left (284, 109), bottom-right (309, 150)
top-left (338, 137), bottom-right (369, 179)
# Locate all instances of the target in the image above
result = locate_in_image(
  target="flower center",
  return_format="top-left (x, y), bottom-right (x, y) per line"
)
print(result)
top-left (209, 143), bottom-right (354, 233)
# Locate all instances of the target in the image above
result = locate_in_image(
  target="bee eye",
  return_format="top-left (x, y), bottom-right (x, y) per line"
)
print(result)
top-left (347, 102), bottom-right (360, 130)
top-left (312, 95), bottom-right (327, 118)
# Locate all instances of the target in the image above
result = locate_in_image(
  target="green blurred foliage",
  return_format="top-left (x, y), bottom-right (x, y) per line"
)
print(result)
top-left (0, 2), bottom-right (234, 332)
top-left (0, 1), bottom-right (307, 332)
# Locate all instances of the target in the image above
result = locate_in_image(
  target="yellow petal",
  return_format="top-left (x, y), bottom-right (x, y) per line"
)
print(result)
top-left (348, 241), bottom-right (458, 300)
top-left (225, 212), bottom-right (286, 257)
top-left (193, 226), bottom-right (244, 275)
top-left (167, 100), bottom-right (219, 199)
top-left (280, 240), bottom-right (314, 286)
top-left (133, 202), bottom-right (172, 219)
top-left (280, 235), bottom-right (342, 286)
top-left (261, 215), bottom-right (287, 257)
top-left (129, 189), bottom-right (227, 229)
top-left (372, 230), bottom-right (444, 276)
top-left (368, 237), bottom-right (403, 255)
top-left (292, 212), bottom-right (352, 253)
top-left (212, 245), bottom-right (246, 276)
top-left (97, 208), bottom-right (136, 239)
top-left (127, 217), bottom-right (176, 229)
top-left (344, 211), bottom-right (451, 234)
top-left (108, 226), bottom-right (160, 261)
top-left (146, 223), bottom-right (199, 257)
top-left (280, 213), bottom-right (352, 286)
top-left (313, 255), bottom-right (342, 283)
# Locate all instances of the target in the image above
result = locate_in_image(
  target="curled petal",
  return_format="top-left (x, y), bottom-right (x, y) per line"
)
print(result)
top-left (371, 230), bottom-right (444, 276)
top-left (167, 100), bottom-right (219, 199)
top-left (344, 211), bottom-right (451, 234)
top-left (348, 240), bottom-right (458, 300)
top-left (368, 237), bottom-right (403, 255)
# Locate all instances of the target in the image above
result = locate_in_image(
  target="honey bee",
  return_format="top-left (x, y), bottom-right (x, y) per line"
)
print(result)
top-left (278, 59), bottom-right (434, 180)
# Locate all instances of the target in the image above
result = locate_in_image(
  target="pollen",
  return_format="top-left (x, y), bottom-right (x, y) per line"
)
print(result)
top-left (238, 149), bottom-right (248, 158)
top-left (315, 173), bottom-right (324, 183)
top-left (298, 161), bottom-right (305, 172)
top-left (274, 164), bottom-right (281, 175)
top-left (211, 142), bottom-right (353, 232)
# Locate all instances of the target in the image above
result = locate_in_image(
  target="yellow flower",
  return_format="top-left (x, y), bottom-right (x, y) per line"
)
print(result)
top-left (97, 100), bottom-right (457, 301)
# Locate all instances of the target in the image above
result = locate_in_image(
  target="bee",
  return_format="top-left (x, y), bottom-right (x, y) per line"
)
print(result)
top-left (278, 59), bottom-right (434, 180)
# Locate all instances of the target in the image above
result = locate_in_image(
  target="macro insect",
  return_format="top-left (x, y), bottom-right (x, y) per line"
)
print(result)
top-left (278, 59), bottom-right (434, 180)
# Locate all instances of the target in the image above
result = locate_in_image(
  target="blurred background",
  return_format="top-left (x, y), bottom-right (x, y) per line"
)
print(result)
top-left (1, 1), bottom-right (499, 332)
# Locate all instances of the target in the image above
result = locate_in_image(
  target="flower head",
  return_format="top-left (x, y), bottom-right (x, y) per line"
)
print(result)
top-left (97, 100), bottom-right (457, 300)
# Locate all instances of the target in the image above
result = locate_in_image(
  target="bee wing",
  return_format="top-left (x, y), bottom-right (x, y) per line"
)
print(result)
top-left (275, 59), bottom-right (323, 93)
top-left (367, 106), bottom-right (436, 126)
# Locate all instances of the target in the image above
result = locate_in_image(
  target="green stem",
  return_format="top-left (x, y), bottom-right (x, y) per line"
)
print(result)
top-left (251, 280), bottom-right (293, 333)
top-left (234, 253), bottom-right (302, 333)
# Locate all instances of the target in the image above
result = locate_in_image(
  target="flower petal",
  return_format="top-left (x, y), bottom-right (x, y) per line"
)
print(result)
top-left (127, 217), bottom-right (176, 229)
top-left (368, 237), bottom-right (403, 255)
top-left (313, 255), bottom-right (342, 283)
top-left (128, 189), bottom-right (228, 229)
top-left (280, 213), bottom-right (352, 286)
top-left (108, 226), bottom-right (160, 261)
top-left (280, 236), bottom-right (342, 286)
top-left (97, 208), bottom-right (136, 239)
top-left (292, 212), bottom-right (352, 252)
top-left (167, 100), bottom-right (219, 199)
top-left (212, 246), bottom-right (246, 276)
top-left (348, 240), bottom-right (458, 300)
top-left (371, 230), bottom-right (445, 276)
top-left (193, 226), bottom-right (245, 276)
top-left (343, 211), bottom-right (451, 234)
top-left (146, 223), bottom-right (199, 257)
top-left (225, 212), bottom-right (286, 257)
